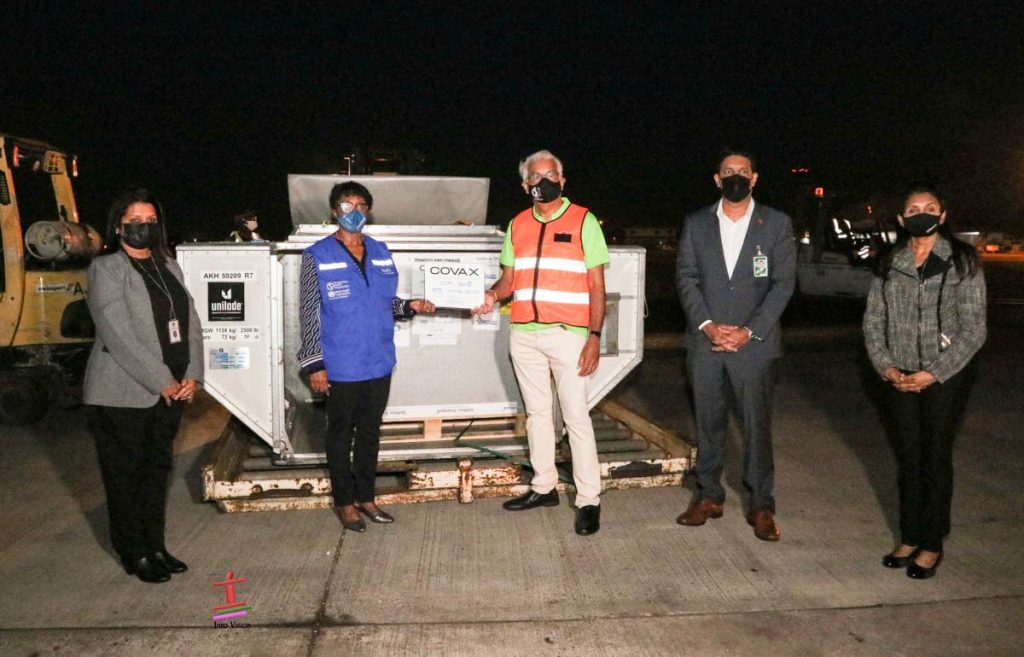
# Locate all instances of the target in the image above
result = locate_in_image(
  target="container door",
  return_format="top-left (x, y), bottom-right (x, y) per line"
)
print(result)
top-left (178, 244), bottom-right (279, 446)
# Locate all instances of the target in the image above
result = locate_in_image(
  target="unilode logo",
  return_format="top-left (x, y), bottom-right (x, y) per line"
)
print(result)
top-left (212, 571), bottom-right (252, 627)
top-left (208, 282), bottom-right (245, 321)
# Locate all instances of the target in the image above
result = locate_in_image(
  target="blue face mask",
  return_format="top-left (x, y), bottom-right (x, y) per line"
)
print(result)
top-left (338, 209), bottom-right (367, 233)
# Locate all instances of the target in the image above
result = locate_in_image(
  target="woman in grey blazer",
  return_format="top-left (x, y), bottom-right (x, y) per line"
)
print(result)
top-left (863, 182), bottom-right (986, 580)
top-left (84, 189), bottom-right (203, 583)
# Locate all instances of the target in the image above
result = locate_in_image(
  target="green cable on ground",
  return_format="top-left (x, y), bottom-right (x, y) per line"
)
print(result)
top-left (452, 419), bottom-right (573, 484)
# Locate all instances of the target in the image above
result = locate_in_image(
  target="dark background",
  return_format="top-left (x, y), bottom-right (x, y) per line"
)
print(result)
top-left (4, 2), bottom-right (1023, 241)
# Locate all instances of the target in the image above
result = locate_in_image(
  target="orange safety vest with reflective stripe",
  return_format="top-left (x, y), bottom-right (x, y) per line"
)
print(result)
top-left (509, 203), bottom-right (591, 326)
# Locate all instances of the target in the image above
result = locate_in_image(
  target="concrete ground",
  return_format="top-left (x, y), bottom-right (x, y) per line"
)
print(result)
top-left (0, 302), bottom-right (1022, 656)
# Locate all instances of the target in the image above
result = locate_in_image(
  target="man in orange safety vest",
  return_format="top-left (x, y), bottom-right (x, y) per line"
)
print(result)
top-left (473, 149), bottom-right (609, 536)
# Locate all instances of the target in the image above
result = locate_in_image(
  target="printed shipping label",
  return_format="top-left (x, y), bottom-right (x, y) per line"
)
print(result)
top-left (209, 347), bottom-right (250, 370)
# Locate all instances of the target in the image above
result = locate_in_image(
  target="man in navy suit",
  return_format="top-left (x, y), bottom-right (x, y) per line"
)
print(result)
top-left (674, 149), bottom-right (796, 541)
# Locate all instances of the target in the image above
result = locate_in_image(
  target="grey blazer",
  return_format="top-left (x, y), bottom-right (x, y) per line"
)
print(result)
top-left (84, 251), bottom-right (204, 408)
top-left (863, 236), bottom-right (986, 383)
top-left (675, 202), bottom-right (797, 360)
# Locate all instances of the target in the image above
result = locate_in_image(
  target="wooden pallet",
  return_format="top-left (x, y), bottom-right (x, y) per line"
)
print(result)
top-left (203, 399), bottom-right (694, 512)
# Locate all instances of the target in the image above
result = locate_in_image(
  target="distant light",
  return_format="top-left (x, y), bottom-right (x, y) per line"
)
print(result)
top-left (867, 205), bottom-right (872, 215)
top-left (11, 145), bottom-right (19, 167)
top-left (814, 187), bottom-right (825, 197)
top-left (72, 155), bottom-right (79, 178)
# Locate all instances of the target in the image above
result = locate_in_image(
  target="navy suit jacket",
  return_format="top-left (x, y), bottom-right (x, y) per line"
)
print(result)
top-left (674, 202), bottom-right (796, 360)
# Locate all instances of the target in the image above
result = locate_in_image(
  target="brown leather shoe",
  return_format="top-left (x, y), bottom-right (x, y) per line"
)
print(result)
top-left (747, 509), bottom-right (780, 541)
top-left (676, 499), bottom-right (724, 526)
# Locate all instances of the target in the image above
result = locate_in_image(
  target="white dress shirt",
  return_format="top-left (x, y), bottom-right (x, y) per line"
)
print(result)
top-left (697, 199), bottom-right (756, 331)
top-left (717, 198), bottom-right (755, 279)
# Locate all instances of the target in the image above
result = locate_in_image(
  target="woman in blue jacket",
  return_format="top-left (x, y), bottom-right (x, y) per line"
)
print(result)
top-left (297, 181), bottom-right (434, 532)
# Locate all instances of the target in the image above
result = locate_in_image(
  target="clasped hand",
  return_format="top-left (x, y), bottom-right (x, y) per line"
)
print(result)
top-left (704, 323), bottom-right (750, 353)
top-left (160, 379), bottom-right (200, 405)
top-left (884, 368), bottom-right (936, 393)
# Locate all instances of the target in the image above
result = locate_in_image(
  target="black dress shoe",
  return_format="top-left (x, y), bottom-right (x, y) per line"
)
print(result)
top-left (574, 505), bottom-right (600, 536)
top-left (153, 549), bottom-right (189, 574)
top-left (334, 507), bottom-right (366, 532)
top-left (882, 548), bottom-right (918, 569)
top-left (357, 504), bottom-right (395, 524)
top-left (503, 489), bottom-right (559, 511)
top-left (907, 552), bottom-right (943, 579)
top-left (123, 555), bottom-right (171, 583)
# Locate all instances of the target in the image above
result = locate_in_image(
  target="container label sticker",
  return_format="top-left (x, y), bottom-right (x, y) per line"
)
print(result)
top-left (202, 326), bottom-right (262, 342)
top-left (209, 347), bottom-right (250, 370)
top-left (208, 282), bottom-right (245, 321)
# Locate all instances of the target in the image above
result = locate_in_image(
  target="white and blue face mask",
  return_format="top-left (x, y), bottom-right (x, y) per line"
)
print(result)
top-left (336, 202), bottom-right (368, 233)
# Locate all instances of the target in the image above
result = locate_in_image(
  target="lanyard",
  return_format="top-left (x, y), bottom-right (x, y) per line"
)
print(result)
top-left (130, 256), bottom-right (177, 320)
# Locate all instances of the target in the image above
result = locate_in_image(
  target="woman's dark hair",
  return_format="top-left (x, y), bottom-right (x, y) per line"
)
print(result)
top-left (875, 181), bottom-right (979, 279)
top-left (329, 181), bottom-right (373, 210)
top-left (104, 188), bottom-right (172, 262)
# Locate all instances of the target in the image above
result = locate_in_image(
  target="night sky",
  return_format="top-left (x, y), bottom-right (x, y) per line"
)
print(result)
top-left (6, 2), bottom-right (1024, 240)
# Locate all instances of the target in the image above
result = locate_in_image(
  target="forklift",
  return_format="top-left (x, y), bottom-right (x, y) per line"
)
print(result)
top-left (0, 133), bottom-right (99, 424)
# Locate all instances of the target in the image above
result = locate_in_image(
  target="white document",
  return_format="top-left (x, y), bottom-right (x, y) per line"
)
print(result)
top-left (412, 312), bottom-right (462, 336)
top-left (472, 307), bottom-right (501, 331)
top-left (418, 333), bottom-right (459, 346)
top-left (423, 260), bottom-right (485, 309)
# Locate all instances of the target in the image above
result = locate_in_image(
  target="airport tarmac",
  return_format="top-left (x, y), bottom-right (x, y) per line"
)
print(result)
top-left (0, 302), bottom-right (1021, 656)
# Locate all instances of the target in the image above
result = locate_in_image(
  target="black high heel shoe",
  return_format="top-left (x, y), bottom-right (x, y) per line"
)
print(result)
top-left (907, 552), bottom-right (944, 579)
top-left (882, 547), bottom-right (919, 569)
top-left (153, 549), bottom-right (189, 574)
top-left (123, 555), bottom-right (171, 583)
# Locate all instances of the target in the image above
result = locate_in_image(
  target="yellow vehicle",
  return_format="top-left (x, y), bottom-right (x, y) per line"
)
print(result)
top-left (0, 134), bottom-right (100, 423)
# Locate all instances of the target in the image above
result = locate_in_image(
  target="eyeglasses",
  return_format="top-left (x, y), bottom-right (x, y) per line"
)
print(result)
top-left (337, 201), bottom-right (370, 213)
top-left (526, 170), bottom-right (560, 185)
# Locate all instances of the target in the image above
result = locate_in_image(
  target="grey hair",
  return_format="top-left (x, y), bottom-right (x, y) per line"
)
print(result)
top-left (518, 149), bottom-right (564, 181)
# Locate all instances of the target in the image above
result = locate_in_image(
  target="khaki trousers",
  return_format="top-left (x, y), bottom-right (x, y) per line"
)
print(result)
top-left (509, 327), bottom-right (601, 507)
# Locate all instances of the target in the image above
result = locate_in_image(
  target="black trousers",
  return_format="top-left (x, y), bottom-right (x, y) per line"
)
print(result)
top-left (324, 375), bottom-right (391, 507)
top-left (884, 365), bottom-right (973, 552)
top-left (89, 401), bottom-right (183, 564)
top-left (688, 352), bottom-right (778, 512)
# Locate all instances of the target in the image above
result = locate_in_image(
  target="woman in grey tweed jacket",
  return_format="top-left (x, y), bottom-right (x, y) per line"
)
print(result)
top-left (85, 189), bottom-right (203, 584)
top-left (863, 182), bottom-right (986, 580)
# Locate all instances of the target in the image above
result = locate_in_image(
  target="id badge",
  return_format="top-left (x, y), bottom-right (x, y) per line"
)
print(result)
top-left (753, 246), bottom-right (768, 278)
top-left (168, 319), bottom-right (182, 344)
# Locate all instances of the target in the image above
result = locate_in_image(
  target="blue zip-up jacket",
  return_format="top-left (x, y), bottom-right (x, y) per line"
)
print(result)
top-left (298, 234), bottom-right (414, 382)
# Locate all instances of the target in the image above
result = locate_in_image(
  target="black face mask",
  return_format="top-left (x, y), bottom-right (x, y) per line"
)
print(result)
top-left (528, 177), bottom-right (562, 203)
top-left (121, 223), bottom-right (159, 249)
top-left (901, 213), bottom-right (941, 237)
top-left (719, 174), bottom-right (752, 202)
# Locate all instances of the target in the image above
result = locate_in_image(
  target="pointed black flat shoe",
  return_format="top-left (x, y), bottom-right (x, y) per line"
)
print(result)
top-left (907, 552), bottom-right (943, 579)
top-left (357, 505), bottom-right (394, 524)
top-left (153, 549), bottom-right (189, 574)
top-left (882, 548), bottom-right (918, 569)
top-left (123, 555), bottom-right (171, 583)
